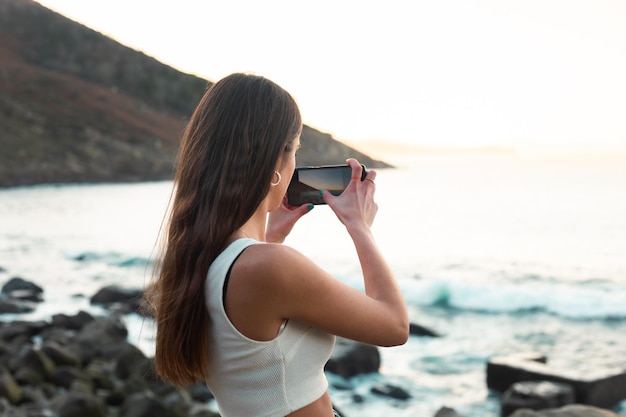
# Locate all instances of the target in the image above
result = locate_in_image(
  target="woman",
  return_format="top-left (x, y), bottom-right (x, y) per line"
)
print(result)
top-left (149, 73), bottom-right (409, 417)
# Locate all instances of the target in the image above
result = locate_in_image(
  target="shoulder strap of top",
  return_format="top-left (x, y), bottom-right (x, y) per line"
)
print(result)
top-left (222, 244), bottom-right (253, 301)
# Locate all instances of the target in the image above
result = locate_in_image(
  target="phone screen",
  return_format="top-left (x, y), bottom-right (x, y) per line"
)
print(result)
top-left (287, 164), bottom-right (365, 206)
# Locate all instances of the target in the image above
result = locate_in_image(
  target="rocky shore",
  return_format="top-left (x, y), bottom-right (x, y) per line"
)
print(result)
top-left (0, 276), bottom-right (624, 417)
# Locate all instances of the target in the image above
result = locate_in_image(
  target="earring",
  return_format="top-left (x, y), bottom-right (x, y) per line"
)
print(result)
top-left (270, 171), bottom-right (281, 187)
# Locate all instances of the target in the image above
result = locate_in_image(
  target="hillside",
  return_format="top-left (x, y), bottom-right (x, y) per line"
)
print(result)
top-left (0, 0), bottom-right (391, 188)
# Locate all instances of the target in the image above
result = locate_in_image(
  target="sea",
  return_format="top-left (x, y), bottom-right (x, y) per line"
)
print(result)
top-left (1, 153), bottom-right (625, 417)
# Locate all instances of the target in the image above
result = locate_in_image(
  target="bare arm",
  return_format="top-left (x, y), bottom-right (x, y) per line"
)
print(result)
top-left (226, 159), bottom-right (409, 346)
top-left (321, 158), bottom-right (409, 344)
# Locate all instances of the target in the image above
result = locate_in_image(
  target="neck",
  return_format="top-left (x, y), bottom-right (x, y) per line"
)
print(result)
top-left (232, 209), bottom-right (267, 243)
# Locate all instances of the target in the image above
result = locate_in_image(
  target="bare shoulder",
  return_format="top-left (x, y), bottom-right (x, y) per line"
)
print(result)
top-left (226, 243), bottom-right (323, 318)
top-left (235, 243), bottom-right (315, 281)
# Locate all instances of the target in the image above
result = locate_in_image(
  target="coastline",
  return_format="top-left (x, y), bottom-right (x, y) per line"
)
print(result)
top-left (2, 164), bottom-right (626, 416)
top-left (1, 276), bottom-right (625, 417)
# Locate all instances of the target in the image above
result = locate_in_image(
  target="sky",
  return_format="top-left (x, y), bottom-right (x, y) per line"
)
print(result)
top-left (34, 0), bottom-right (626, 159)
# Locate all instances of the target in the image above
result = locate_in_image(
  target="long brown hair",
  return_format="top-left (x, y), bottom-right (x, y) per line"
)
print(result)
top-left (149, 73), bottom-right (302, 386)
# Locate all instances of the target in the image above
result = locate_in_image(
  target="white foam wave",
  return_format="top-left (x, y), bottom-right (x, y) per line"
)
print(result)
top-left (399, 277), bottom-right (626, 320)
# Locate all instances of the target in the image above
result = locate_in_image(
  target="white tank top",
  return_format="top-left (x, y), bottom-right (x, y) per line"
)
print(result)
top-left (205, 238), bottom-right (336, 417)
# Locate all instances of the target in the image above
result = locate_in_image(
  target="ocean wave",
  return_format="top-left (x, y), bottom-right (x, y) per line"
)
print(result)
top-left (399, 277), bottom-right (626, 320)
top-left (65, 251), bottom-right (152, 268)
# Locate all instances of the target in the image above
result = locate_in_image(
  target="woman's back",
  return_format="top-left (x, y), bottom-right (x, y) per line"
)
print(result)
top-left (205, 238), bottom-right (335, 417)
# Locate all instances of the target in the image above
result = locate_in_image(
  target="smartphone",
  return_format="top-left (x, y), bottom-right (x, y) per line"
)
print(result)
top-left (287, 164), bottom-right (367, 206)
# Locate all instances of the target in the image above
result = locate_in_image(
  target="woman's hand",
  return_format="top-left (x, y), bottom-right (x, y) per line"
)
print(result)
top-left (266, 197), bottom-right (313, 243)
top-left (323, 158), bottom-right (378, 233)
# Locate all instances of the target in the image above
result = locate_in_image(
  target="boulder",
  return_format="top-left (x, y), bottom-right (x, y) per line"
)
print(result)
top-left (434, 407), bottom-right (468, 417)
top-left (114, 343), bottom-right (151, 380)
top-left (120, 392), bottom-right (180, 417)
top-left (0, 314), bottom-right (216, 417)
top-left (0, 372), bottom-right (22, 405)
top-left (51, 310), bottom-right (95, 330)
top-left (508, 404), bottom-right (623, 417)
top-left (68, 316), bottom-right (128, 362)
top-left (8, 346), bottom-right (56, 377)
top-left (0, 399), bottom-right (26, 416)
top-left (188, 409), bottom-right (220, 417)
top-left (48, 366), bottom-right (85, 389)
top-left (1, 277), bottom-right (43, 295)
top-left (4, 289), bottom-right (43, 302)
top-left (371, 382), bottom-right (412, 400)
top-left (90, 285), bottom-right (144, 314)
top-left (0, 277), bottom-right (44, 311)
top-left (325, 337), bottom-right (380, 378)
top-left (501, 381), bottom-right (575, 417)
top-left (0, 299), bottom-right (36, 314)
top-left (85, 359), bottom-right (116, 391)
top-left (52, 391), bottom-right (106, 417)
top-left (186, 382), bottom-right (214, 402)
top-left (333, 405), bottom-right (347, 417)
top-left (487, 352), bottom-right (626, 409)
top-left (41, 341), bottom-right (82, 367)
top-left (0, 320), bottom-right (48, 341)
top-left (410, 322), bottom-right (441, 337)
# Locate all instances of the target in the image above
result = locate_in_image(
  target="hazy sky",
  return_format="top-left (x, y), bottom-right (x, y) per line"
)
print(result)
top-left (34, 0), bottom-right (626, 157)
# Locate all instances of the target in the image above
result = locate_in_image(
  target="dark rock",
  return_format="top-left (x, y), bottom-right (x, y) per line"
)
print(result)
top-left (333, 405), bottom-right (347, 417)
top-left (0, 398), bottom-right (27, 417)
top-left (13, 366), bottom-right (45, 386)
top-left (329, 379), bottom-right (353, 390)
top-left (8, 346), bottom-right (55, 377)
top-left (189, 410), bottom-right (220, 417)
top-left (434, 407), bottom-right (468, 417)
top-left (90, 285), bottom-right (144, 314)
top-left (4, 335), bottom-right (33, 357)
top-left (371, 383), bottom-right (412, 400)
top-left (508, 404), bottom-right (622, 417)
top-left (487, 352), bottom-right (626, 409)
top-left (39, 326), bottom-right (74, 346)
top-left (0, 299), bottom-right (37, 314)
top-left (0, 278), bottom-right (47, 312)
top-left (410, 322), bottom-right (441, 337)
top-left (186, 382), bottom-right (214, 402)
top-left (1, 277), bottom-right (43, 295)
top-left (13, 320), bottom-right (48, 333)
top-left (68, 316), bottom-right (128, 363)
top-left (147, 378), bottom-right (180, 399)
top-left (51, 310), bottom-right (95, 330)
top-left (114, 343), bottom-right (150, 379)
top-left (0, 321), bottom-right (47, 342)
top-left (0, 311), bottom-right (226, 417)
top-left (325, 337), bottom-right (380, 378)
top-left (120, 374), bottom-right (151, 398)
top-left (501, 381), bottom-right (575, 417)
top-left (49, 366), bottom-right (85, 389)
top-left (120, 392), bottom-right (180, 417)
top-left (4, 289), bottom-right (43, 303)
top-left (161, 387), bottom-right (193, 414)
top-left (85, 360), bottom-right (115, 391)
top-left (70, 377), bottom-right (95, 394)
top-left (52, 391), bottom-right (106, 417)
top-left (352, 393), bottom-right (365, 403)
top-left (17, 384), bottom-right (48, 410)
top-left (0, 372), bottom-right (22, 405)
top-left (106, 389), bottom-right (127, 407)
top-left (41, 342), bottom-right (82, 367)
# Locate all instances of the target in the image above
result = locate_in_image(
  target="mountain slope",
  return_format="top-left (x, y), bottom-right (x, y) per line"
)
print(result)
top-left (0, 0), bottom-right (390, 187)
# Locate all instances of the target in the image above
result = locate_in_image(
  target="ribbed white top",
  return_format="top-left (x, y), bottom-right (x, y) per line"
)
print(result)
top-left (205, 238), bottom-right (335, 417)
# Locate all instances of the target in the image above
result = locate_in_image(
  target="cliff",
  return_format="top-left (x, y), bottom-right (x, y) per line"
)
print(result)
top-left (0, 0), bottom-right (391, 187)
